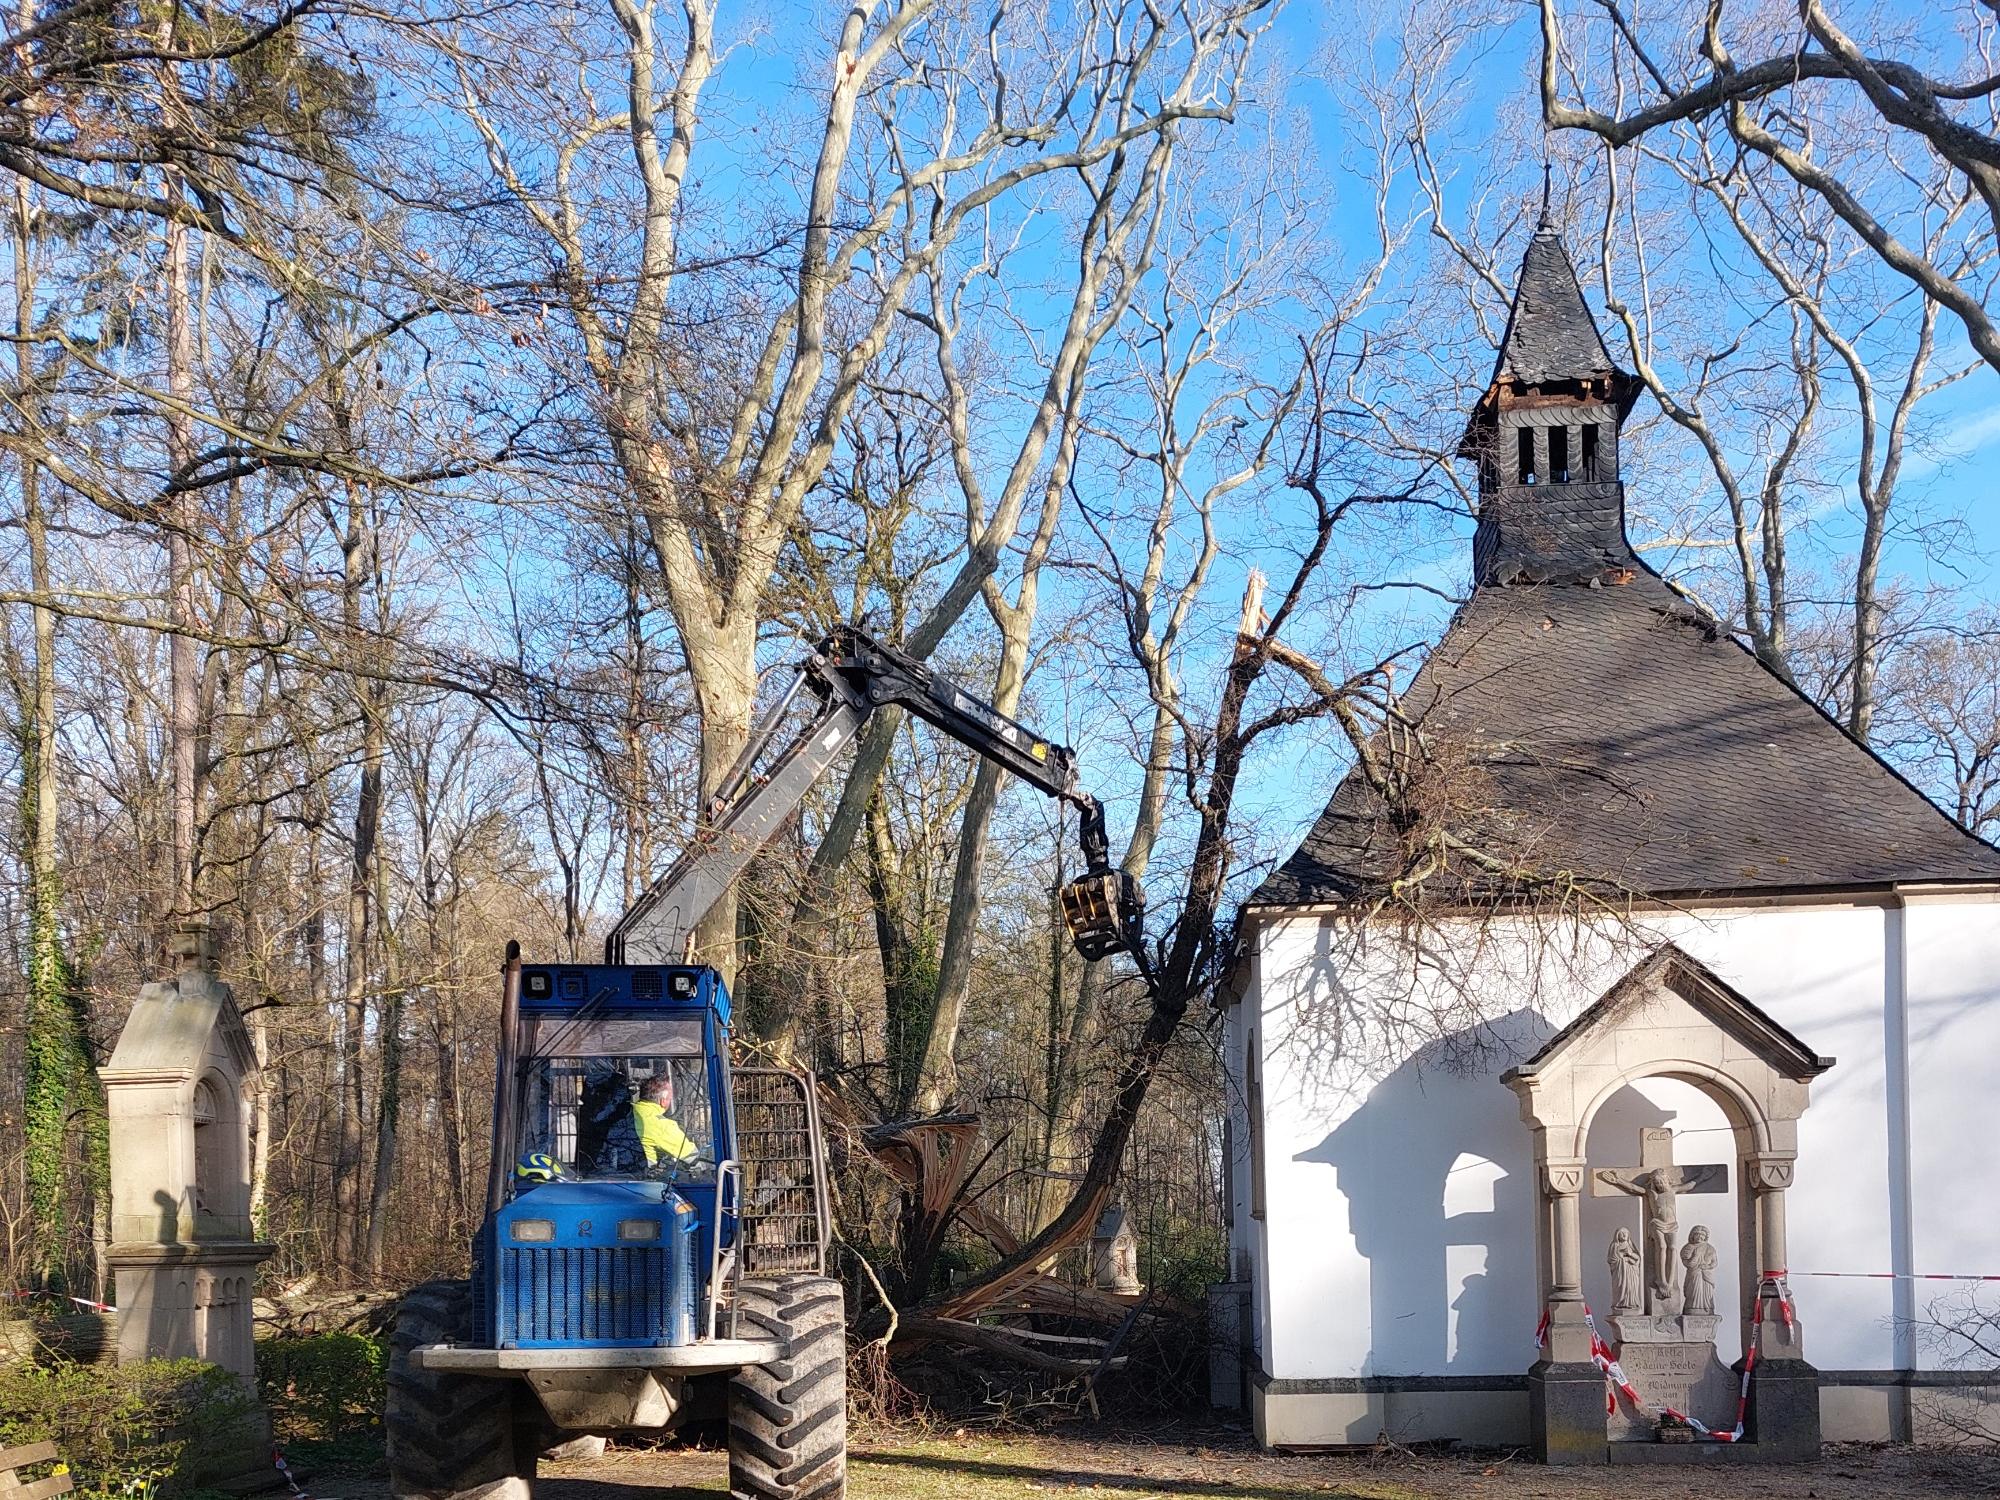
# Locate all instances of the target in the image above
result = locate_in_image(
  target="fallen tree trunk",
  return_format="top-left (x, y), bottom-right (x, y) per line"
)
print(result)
top-left (895, 1312), bottom-right (1131, 1378)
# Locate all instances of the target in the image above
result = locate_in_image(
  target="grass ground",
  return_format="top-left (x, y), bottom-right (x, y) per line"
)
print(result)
top-left (311, 1426), bottom-right (2000, 1500)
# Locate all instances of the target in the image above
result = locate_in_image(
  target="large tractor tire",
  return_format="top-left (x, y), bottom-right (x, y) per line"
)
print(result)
top-left (727, 1275), bottom-right (847, 1500)
top-left (387, 1278), bottom-right (537, 1500)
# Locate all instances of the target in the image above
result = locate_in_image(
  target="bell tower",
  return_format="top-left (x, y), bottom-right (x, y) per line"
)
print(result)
top-left (1458, 211), bottom-right (1643, 585)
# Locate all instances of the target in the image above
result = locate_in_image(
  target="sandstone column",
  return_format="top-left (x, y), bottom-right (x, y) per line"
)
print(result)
top-left (1746, 1152), bottom-right (1802, 1357)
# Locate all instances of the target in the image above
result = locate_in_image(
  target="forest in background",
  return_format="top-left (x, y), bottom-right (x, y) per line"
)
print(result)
top-left (2, 0), bottom-right (1997, 1385)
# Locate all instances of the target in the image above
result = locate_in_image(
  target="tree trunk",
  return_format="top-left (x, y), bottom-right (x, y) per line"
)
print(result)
top-left (251, 1012), bottom-right (271, 1236)
top-left (866, 788), bottom-right (938, 1113)
top-left (914, 518), bottom-right (1059, 1113)
top-left (365, 854), bottom-right (402, 1278)
top-left (334, 488), bottom-right (383, 1274)
top-left (1041, 702), bottom-right (1174, 1215)
top-left (437, 994), bottom-right (468, 1231)
top-left (620, 527), bottom-right (654, 911)
top-left (14, 171), bottom-right (81, 1283)
top-left (164, 215), bottom-right (199, 925)
top-left (686, 624), bottom-right (756, 984)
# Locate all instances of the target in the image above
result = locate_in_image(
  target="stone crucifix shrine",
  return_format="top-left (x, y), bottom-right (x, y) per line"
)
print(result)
top-left (1592, 1128), bottom-right (1733, 1443)
top-left (1502, 947), bottom-right (1832, 1463)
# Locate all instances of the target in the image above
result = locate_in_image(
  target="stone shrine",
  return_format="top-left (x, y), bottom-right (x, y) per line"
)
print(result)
top-left (1502, 945), bottom-right (1830, 1463)
top-left (100, 927), bottom-right (274, 1379)
top-left (1593, 1130), bottom-right (1737, 1440)
top-left (1092, 1204), bottom-right (1142, 1295)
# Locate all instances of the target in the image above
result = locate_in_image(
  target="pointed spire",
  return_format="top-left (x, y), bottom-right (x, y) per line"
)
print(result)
top-left (1457, 215), bottom-right (1647, 588)
top-left (1494, 221), bottom-right (1619, 390)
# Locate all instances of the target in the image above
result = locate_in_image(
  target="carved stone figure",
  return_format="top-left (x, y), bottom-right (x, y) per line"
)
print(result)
top-left (1592, 1128), bottom-right (1728, 1314)
top-left (1680, 1225), bottom-right (1718, 1315)
top-left (1607, 1227), bottom-right (1642, 1313)
top-left (1597, 1165), bottom-right (1684, 1309)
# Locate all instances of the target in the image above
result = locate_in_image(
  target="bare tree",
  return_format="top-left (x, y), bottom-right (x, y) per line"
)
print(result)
top-left (1880, 610), bottom-right (2000, 837)
top-left (1536, 0), bottom-right (2000, 375)
top-left (452, 0), bottom-right (1273, 973)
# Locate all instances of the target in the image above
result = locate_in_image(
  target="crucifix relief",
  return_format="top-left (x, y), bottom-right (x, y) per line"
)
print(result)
top-left (1593, 1127), bottom-right (1727, 1314)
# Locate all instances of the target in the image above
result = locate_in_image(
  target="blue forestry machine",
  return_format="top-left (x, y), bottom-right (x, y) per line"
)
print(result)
top-left (385, 627), bottom-right (1144, 1500)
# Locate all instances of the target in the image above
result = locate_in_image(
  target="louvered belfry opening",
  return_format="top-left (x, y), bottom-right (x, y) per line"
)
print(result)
top-left (1458, 217), bottom-right (1642, 586)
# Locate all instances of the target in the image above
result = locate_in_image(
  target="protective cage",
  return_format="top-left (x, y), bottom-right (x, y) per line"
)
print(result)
top-left (731, 1067), bottom-right (832, 1276)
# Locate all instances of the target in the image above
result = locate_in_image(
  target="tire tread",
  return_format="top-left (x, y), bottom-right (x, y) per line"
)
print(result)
top-left (727, 1275), bottom-right (846, 1500)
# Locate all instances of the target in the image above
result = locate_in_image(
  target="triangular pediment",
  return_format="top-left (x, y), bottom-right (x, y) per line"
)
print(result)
top-left (1505, 945), bottom-right (1833, 1087)
top-left (102, 969), bottom-right (256, 1083)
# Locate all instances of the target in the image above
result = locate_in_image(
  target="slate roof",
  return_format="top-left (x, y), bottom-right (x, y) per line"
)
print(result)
top-left (1493, 226), bottom-right (1619, 388)
top-left (1250, 566), bottom-right (2000, 907)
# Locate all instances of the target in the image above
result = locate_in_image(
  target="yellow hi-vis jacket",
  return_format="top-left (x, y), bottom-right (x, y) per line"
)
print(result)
top-left (632, 1099), bottom-right (698, 1165)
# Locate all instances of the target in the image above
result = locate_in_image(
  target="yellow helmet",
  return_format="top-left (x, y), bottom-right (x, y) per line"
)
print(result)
top-left (514, 1152), bottom-right (564, 1182)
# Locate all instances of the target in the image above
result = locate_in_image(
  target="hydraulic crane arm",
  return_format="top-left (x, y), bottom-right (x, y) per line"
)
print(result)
top-left (607, 626), bottom-right (1143, 967)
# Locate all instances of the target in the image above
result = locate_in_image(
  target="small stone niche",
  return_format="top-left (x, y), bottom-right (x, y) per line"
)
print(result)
top-left (1092, 1204), bottom-right (1143, 1296)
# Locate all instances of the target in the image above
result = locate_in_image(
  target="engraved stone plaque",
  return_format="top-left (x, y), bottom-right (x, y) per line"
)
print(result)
top-left (1606, 1337), bottom-right (1738, 1442)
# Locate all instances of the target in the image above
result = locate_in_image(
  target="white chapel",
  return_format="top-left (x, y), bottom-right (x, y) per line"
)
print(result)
top-left (1217, 218), bottom-right (2000, 1455)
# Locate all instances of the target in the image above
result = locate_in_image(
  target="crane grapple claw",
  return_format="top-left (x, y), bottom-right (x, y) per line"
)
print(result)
top-left (1060, 870), bottom-right (1144, 963)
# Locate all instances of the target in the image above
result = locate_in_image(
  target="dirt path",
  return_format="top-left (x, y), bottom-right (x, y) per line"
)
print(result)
top-left (318, 1428), bottom-right (2000, 1500)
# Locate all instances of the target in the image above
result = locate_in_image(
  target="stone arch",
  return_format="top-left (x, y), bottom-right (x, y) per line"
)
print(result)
top-left (1572, 1062), bottom-right (1772, 1162)
top-left (1499, 945), bottom-right (1835, 1463)
top-left (1500, 946), bottom-right (1831, 1362)
top-left (191, 1069), bottom-right (246, 1238)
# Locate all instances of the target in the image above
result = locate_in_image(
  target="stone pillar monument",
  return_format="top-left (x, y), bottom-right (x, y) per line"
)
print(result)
top-left (1091, 1205), bottom-right (1143, 1296)
top-left (99, 926), bottom-right (274, 1379)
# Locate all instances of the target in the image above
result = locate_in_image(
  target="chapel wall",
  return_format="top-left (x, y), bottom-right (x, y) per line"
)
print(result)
top-left (1903, 896), bottom-right (2000, 1375)
top-left (1236, 895), bottom-right (2000, 1405)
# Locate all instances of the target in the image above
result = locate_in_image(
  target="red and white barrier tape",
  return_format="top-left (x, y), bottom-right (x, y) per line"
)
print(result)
top-left (6, 1289), bottom-right (116, 1313)
top-left (1784, 1271), bottom-right (2000, 1282)
top-left (273, 1448), bottom-right (312, 1500)
top-left (1759, 1269), bottom-right (1795, 1330)
top-left (1532, 1301), bottom-right (1754, 1442)
top-left (1532, 1265), bottom-right (2000, 1441)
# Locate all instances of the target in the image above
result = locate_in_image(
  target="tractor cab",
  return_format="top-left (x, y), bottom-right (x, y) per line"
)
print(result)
top-left (507, 962), bottom-right (732, 1188)
top-left (478, 964), bottom-right (740, 1351)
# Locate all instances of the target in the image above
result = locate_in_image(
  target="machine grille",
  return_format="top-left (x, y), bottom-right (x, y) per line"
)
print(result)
top-left (499, 1245), bottom-right (672, 1344)
top-left (733, 1067), bottom-right (830, 1275)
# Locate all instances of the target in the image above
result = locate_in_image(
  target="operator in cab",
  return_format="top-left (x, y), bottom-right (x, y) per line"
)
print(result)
top-left (633, 1072), bottom-right (699, 1167)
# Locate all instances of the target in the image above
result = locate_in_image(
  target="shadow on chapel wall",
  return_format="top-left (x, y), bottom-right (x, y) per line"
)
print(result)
top-left (1297, 1006), bottom-right (1654, 1376)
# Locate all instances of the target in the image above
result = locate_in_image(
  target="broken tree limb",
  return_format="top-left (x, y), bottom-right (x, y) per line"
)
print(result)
top-left (896, 1313), bottom-right (1129, 1378)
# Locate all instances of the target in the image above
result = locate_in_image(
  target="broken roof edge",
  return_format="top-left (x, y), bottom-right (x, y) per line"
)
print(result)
top-left (1501, 942), bottom-right (1835, 1087)
top-left (1457, 226), bottom-right (1644, 455)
